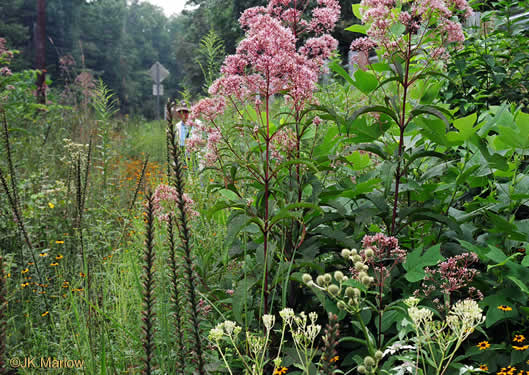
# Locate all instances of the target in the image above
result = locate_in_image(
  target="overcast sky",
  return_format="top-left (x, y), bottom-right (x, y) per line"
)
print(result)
top-left (143, 0), bottom-right (188, 16)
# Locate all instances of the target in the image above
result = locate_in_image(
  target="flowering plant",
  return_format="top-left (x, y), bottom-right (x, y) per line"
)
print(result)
top-left (190, 0), bottom-right (340, 313)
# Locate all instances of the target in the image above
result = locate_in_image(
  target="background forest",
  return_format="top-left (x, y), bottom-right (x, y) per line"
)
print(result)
top-left (0, 0), bottom-right (358, 117)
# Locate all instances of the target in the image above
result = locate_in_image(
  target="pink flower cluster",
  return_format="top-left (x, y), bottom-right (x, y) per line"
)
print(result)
top-left (271, 128), bottom-right (297, 159)
top-left (415, 252), bottom-right (482, 309)
top-left (0, 38), bottom-right (14, 77)
top-left (190, 0), bottom-right (340, 165)
top-left (361, 232), bottom-right (407, 263)
top-left (349, 233), bottom-right (407, 282)
top-left (152, 184), bottom-right (199, 222)
top-left (350, 0), bottom-right (473, 62)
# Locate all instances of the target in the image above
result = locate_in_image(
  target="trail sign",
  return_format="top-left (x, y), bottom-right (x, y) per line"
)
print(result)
top-left (150, 61), bottom-right (170, 120)
top-left (152, 84), bottom-right (164, 96)
top-left (150, 62), bottom-right (170, 83)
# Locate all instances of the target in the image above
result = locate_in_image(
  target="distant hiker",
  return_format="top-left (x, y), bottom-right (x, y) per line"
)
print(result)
top-left (171, 100), bottom-right (191, 151)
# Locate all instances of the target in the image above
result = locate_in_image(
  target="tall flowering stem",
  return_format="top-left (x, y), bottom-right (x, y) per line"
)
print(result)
top-left (0, 257), bottom-right (6, 375)
top-left (167, 214), bottom-right (186, 373)
top-left (190, 0), bottom-right (340, 314)
top-left (141, 191), bottom-right (156, 375)
top-left (350, 0), bottom-right (473, 235)
top-left (166, 104), bottom-right (205, 374)
top-left (320, 313), bottom-right (340, 374)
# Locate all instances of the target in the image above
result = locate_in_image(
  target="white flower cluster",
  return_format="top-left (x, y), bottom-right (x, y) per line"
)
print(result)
top-left (208, 320), bottom-right (242, 342)
top-left (446, 299), bottom-right (485, 337)
top-left (60, 138), bottom-right (89, 166)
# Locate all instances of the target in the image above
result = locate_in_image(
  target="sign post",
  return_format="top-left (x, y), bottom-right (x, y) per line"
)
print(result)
top-left (149, 62), bottom-right (170, 120)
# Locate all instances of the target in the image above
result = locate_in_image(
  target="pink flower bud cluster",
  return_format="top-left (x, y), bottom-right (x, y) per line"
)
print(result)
top-left (350, 0), bottom-right (473, 61)
top-left (190, 0), bottom-right (340, 163)
top-left (0, 38), bottom-right (14, 61)
top-left (152, 184), bottom-right (199, 222)
top-left (0, 38), bottom-right (14, 77)
top-left (349, 233), bottom-right (407, 282)
top-left (415, 252), bottom-right (482, 310)
top-left (271, 128), bottom-right (297, 160)
top-left (361, 232), bottom-right (407, 263)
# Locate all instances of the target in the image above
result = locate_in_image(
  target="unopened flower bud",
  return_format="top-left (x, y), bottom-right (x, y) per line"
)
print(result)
top-left (358, 365), bottom-right (367, 374)
top-left (355, 262), bottom-right (364, 271)
top-left (350, 248), bottom-right (358, 256)
top-left (375, 350), bottom-right (383, 360)
top-left (364, 356), bottom-right (375, 368)
top-left (362, 276), bottom-right (372, 287)
top-left (316, 275), bottom-right (325, 286)
top-left (334, 271), bottom-right (344, 282)
top-left (337, 300), bottom-right (346, 310)
top-left (302, 273), bottom-right (312, 284)
top-left (354, 288), bottom-right (361, 298)
top-left (352, 255), bottom-right (362, 263)
top-left (341, 248), bottom-right (351, 258)
top-left (324, 273), bottom-right (332, 283)
top-left (328, 284), bottom-right (339, 296)
top-left (364, 247), bottom-right (375, 258)
top-left (345, 287), bottom-right (355, 299)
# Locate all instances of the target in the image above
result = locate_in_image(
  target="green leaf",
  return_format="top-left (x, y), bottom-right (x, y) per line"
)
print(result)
top-left (409, 105), bottom-right (451, 127)
top-left (346, 150), bottom-right (371, 170)
top-left (217, 188), bottom-right (239, 201)
top-left (345, 24), bottom-right (367, 34)
top-left (403, 244), bottom-right (444, 282)
top-left (343, 117), bottom-right (391, 142)
top-left (351, 105), bottom-right (399, 125)
top-left (352, 3), bottom-right (362, 19)
top-left (482, 293), bottom-right (516, 328)
top-left (329, 61), bottom-right (354, 85)
top-left (390, 22), bottom-right (406, 37)
top-left (446, 113), bottom-right (478, 145)
top-left (342, 178), bottom-right (382, 198)
top-left (506, 275), bottom-right (529, 296)
top-left (353, 70), bottom-right (379, 95)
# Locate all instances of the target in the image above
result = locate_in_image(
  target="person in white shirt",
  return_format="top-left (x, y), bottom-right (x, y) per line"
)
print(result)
top-left (171, 101), bottom-right (190, 150)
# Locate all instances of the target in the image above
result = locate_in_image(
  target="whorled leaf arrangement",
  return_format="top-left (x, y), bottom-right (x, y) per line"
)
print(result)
top-left (166, 102), bottom-right (205, 374)
top-left (141, 191), bottom-right (156, 375)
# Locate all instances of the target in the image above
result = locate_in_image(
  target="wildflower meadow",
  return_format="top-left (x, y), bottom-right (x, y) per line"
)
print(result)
top-left (1, 0), bottom-right (529, 374)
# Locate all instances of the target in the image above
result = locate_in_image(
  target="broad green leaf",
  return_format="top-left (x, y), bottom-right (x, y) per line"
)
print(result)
top-left (329, 61), bottom-right (354, 85)
top-left (483, 293), bottom-right (516, 328)
top-left (218, 188), bottom-right (239, 201)
top-left (346, 150), bottom-right (371, 170)
top-left (351, 105), bottom-right (399, 125)
top-left (342, 178), bottom-right (382, 198)
top-left (415, 117), bottom-right (448, 145)
top-left (390, 22), bottom-right (406, 37)
top-left (403, 244), bottom-right (444, 282)
top-left (345, 24), bottom-right (367, 34)
top-left (506, 275), bottom-right (529, 296)
top-left (446, 113), bottom-right (478, 144)
top-left (354, 70), bottom-right (379, 95)
top-left (352, 3), bottom-right (362, 19)
top-left (343, 117), bottom-right (391, 142)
